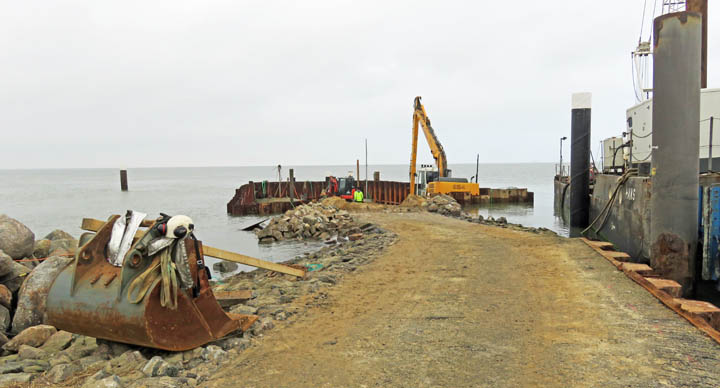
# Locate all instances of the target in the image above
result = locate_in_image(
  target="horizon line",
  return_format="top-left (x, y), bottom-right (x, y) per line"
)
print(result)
top-left (0, 161), bottom-right (558, 171)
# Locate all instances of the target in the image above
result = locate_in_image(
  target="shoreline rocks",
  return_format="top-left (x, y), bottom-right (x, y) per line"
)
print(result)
top-left (416, 194), bottom-right (557, 235)
top-left (255, 202), bottom-right (361, 243)
top-left (0, 205), bottom-right (556, 387)
top-left (12, 255), bottom-right (74, 334)
top-left (424, 194), bottom-right (463, 216)
top-left (0, 215), bottom-right (34, 260)
top-left (0, 211), bottom-right (396, 388)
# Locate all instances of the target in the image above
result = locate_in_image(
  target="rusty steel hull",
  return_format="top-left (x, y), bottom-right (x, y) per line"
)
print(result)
top-left (46, 216), bottom-right (254, 351)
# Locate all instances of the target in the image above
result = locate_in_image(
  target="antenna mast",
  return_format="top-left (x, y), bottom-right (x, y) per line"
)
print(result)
top-left (632, 0), bottom-right (707, 101)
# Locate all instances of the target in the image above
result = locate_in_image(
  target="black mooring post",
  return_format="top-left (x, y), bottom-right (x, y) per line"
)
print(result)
top-left (120, 170), bottom-right (128, 191)
top-left (569, 93), bottom-right (591, 230)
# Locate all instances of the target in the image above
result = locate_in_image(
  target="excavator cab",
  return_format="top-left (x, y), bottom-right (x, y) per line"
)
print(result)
top-left (337, 176), bottom-right (356, 198)
top-left (45, 215), bottom-right (256, 351)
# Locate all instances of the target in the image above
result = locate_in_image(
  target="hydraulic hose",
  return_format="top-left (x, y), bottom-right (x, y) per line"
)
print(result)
top-left (582, 168), bottom-right (638, 237)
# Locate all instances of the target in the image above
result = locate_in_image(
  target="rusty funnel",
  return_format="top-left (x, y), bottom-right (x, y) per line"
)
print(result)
top-left (46, 215), bottom-right (256, 351)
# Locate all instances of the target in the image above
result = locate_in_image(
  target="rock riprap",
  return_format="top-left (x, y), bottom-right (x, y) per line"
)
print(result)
top-left (255, 202), bottom-right (360, 243)
top-left (0, 215), bottom-right (34, 260)
top-left (0, 250), bottom-right (30, 293)
top-left (423, 194), bottom-right (463, 216)
top-left (12, 255), bottom-right (74, 334)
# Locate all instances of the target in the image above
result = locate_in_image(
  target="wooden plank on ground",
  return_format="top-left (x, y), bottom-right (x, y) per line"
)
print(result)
top-left (620, 262), bottom-right (654, 276)
top-left (604, 251), bottom-right (632, 261)
top-left (645, 278), bottom-right (682, 297)
top-left (203, 246), bottom-right (305, 278)
top-left (676, 299), bottom-right (720, 330)
top-left (81, 218), bottom-right (306, 278)
top-left (589, 240), bottom-right (615, 250)
top-left (676, 298), bottom-right (720, 314)
top-left (581, 237), bottom-right (720, 345)
top-left (581, 238), bottom-right (622, 268)
top-left (214, 290), bottom-right (253, 308)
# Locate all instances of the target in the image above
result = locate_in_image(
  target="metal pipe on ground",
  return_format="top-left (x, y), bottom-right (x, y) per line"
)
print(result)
top-left (650, 11), bottom-right (702, 294)
top-left (570, 93), bottom-right (592, 231)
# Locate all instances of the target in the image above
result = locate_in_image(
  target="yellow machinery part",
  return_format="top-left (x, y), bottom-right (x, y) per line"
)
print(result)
top-left (427, 181), bottom-right (480, 196)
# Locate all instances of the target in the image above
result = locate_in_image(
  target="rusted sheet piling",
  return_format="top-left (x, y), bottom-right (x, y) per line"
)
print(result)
top-left (650, 11), bottom-right (702, 293)
top-left (227, 179), bottom-right (411, 215)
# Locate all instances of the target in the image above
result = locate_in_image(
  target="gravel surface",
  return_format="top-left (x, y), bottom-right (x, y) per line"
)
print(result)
top-left (203, 212), bottom-right (720, 388)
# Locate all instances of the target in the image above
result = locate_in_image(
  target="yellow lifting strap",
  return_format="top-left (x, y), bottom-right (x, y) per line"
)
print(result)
top-left (126, 248), bottom-right (179, 310)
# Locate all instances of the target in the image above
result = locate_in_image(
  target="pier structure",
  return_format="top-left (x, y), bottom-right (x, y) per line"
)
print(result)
top-left (227, 172), bottom-right (534, 216)
top-left (227, 178), bottom-right (411, 216)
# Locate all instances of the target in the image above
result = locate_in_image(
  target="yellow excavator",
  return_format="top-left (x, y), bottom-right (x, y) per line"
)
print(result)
top-left (409, 96), bottom-right (479, 197)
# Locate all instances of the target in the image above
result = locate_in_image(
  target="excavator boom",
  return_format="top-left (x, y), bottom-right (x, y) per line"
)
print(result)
top-left (409, 96), bottom-right (448, 194)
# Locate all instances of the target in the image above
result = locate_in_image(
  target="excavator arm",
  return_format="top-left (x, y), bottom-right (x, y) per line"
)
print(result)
top-left (409, 96), bottom-right (448, 195)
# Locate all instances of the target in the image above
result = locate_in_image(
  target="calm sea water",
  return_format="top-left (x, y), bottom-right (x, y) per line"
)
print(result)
top-left (0, 163), bottom-right (565, 276)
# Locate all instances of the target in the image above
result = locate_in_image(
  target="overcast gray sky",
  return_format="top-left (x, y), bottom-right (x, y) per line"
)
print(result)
top-left (1, 1), bottom-right (718, 169)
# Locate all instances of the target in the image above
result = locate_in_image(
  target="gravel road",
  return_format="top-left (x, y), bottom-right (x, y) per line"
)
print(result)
top-left (204, 211), bottom-right (720, 388)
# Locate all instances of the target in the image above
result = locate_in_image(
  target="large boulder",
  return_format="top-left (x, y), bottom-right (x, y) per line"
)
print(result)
top-left (48, 239), bottom-right (78, 257)
top-left (11, 255), bottom-right (73, 334)
top-left (0, 215), bottom-right (34, 260)
top-left (40, 330), bottom-right (73, 353)
top-left (0, 250), bottom-right (31, 292)
top-left (43, 230), bottom-right (75, 241)
top-left (213, 261), bottom-right (239, 273)
top-left (46, 362), bottom-right (81, 383)
top-left (0, 284), bottom-right (12, 309)
top-left (0, 373), bottom-right (34, 385)
top-left (0, 305), bottom-right (11, 332)
top-left (18, 344), bottom-right (48, 360)
top-left (33, 239), bottom-right (51, 258)
top-left (2, 325), bottom-right (57, 352)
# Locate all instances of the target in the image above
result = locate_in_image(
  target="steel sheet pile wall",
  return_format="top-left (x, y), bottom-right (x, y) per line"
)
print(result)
top-left (650, 11), bottom-right (702, 293)
top-left (227, 179), bottom-right (411, 215)
top-left (227, 181), bottom-right (325, 215)
top-left (367, 181), bottom-right (410, 205)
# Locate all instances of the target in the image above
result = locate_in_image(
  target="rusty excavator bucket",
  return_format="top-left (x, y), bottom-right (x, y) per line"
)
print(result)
top-left (46, 215), bottom-right (257, 351)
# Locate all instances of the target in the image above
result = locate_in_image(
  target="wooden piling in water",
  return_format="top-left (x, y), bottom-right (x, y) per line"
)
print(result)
top-left (120, 170), bottom-right (128, 191)
top-left (289, 169), bottom-right (295, 200)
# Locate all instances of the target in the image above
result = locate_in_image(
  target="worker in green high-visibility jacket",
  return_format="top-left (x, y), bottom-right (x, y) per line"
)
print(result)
top-left (354, 189), bottom-right (364, 203)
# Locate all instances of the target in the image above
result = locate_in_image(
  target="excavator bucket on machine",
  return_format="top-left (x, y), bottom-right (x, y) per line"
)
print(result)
top-left (45, 215), bottom-right (257, 351)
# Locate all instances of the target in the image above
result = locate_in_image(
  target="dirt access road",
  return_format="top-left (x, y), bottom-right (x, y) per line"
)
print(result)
top-left (205, 212), bottom-right (720, 388)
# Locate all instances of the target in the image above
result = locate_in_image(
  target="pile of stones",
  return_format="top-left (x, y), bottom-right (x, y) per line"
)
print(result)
top-left (423, 194), bottom-right (463, 217)
top-left (408, 194), bottom-right (556, 235)
top-left (0, 215), bottom-right (78, 337)
top-left (0, 213), bottom-right (396, 387)
top-left (255, 202), bottom-right (362, 243)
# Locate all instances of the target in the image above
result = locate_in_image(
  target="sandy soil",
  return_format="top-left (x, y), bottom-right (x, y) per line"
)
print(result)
top-left (204, 212), bottom-right (720, 388)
